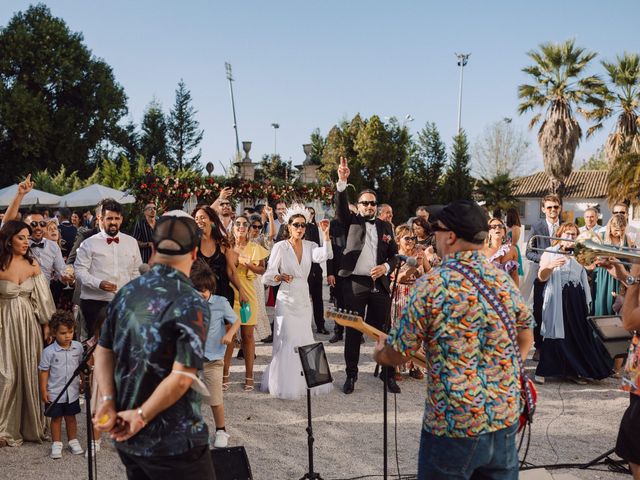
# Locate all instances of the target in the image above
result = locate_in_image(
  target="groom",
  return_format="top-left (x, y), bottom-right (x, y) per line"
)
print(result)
top-left (335, 157), bottom-right (400, 394)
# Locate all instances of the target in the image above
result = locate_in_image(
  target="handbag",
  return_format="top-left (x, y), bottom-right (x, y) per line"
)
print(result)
top-left (448, 261), bottom-right (536, 432)
top-left (622, 332), bottom-right (640, 395)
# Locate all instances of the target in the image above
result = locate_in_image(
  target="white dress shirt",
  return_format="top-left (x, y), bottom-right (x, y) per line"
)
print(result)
top-left (30, 238), bottom-right (65, 282)
top-left (74, 231), bottom-right (142, 301)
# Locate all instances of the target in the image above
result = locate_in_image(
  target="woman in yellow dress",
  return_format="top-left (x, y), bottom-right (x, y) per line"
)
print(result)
top-left (223, 215), bottom-right (269, 391)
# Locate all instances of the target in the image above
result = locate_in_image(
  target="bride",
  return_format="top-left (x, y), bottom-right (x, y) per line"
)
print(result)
top-left (261, 205), bottom-right (333, 400)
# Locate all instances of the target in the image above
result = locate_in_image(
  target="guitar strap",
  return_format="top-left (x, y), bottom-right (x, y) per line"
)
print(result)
top-left (448, 261), bottom-right (535, 424)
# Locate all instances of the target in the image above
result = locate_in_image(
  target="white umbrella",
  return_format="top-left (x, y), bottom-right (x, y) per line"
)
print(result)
top-left (0, 184), bottom-right (61, 208)
top-left (57, 184), bottom-right (136, 208)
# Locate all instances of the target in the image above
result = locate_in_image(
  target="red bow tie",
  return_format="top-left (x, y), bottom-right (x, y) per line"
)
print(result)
top-left (106, 237), bottom-right (120, 245)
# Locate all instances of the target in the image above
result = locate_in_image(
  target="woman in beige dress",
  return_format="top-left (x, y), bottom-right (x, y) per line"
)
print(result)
top-left (0, 220), bottom-right (55, 447)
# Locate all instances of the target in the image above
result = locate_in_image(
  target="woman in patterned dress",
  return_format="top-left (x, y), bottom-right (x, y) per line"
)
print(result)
top-left (483, 218), bottom-right (519, 286)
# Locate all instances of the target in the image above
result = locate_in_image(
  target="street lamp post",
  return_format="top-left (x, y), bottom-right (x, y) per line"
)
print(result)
top-left (225, 62), bottom-right (241, 163)
top-left (455, 53), bottom-right (470, 134)
top-left (271, 123), bottom-right (280, 157)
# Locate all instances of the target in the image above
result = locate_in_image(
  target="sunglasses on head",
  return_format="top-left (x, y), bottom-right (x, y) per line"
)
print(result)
top-left (291, 222), bottom-right (307, 229)
top-left (545, 205), bottom-right (560, 210)
top-left (402, 235), bottom-right (417, 242)
top-left (359, 201), bottom-right (377, 207)
top-left (30, 221), bottom-right (48, 228)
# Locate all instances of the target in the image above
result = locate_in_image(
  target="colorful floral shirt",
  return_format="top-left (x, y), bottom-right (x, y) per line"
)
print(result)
top-left (99, 263), bottom-right (211, 456)
top-left (388, 250), bottom-right (533, 438)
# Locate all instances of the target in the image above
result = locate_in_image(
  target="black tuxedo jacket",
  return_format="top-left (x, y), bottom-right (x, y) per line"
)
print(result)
top-left (335, 188), bottom-right (398, 292)
top-left (525, 219), bottom-right (557, 264)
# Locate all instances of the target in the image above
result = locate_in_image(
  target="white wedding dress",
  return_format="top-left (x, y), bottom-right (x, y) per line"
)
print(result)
top-left (261, 239), bottom-right (334, 400)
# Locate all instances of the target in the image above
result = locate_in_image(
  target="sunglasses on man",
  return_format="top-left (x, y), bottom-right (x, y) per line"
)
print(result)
top-left (30, 221), bottom-right (48, 228)
top-left (358, 201), bottom-right (377, 207)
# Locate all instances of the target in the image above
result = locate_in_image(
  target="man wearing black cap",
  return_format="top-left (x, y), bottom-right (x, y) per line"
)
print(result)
top-left (335, 157), bottom-right (400, 394)
top-left (93, 212), bottom-right (215, 480)
top-left (374, 200), bottom-right (533, 479)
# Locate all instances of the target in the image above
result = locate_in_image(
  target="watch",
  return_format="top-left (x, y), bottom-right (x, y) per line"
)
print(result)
top-left (627, 275), bottom-right (640, 286)
top-left (137, 407), bottom-right (148, 426)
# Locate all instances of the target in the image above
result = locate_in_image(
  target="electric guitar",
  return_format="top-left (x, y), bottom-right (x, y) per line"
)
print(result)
top-left (325, 307), bottom-right (426, 369)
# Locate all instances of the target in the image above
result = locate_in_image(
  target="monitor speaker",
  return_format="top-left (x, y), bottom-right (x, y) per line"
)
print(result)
top-left (210, 446), bottom-right (253, 480)
top-left (588, 315), bottom-right (632, 359)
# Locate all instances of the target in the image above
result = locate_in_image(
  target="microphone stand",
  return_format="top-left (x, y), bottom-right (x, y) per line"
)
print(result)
top-left (383, 258), bottom-right (405, 480)
top-left (45, 342), bottom-right (97, 480)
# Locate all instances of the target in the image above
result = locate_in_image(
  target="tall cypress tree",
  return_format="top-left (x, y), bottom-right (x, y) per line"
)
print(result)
top-left (408, 122), bottom-right (447, 206)
top-left (139, 99), bottom-right (169, 166)
top-left (168, 80), bottom-right (204, 171)
top-left (441, 131), bottom-right (474, 202)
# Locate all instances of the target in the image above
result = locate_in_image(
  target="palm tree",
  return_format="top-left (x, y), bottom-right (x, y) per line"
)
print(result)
top-left (518, 39), bottom-right (605, 195)
top-left (607, 152), bottom-right (640, 204)
top-left (476, 173), bottom-right (518, 214)
top-left (589, 53), bottom-right (640, 164)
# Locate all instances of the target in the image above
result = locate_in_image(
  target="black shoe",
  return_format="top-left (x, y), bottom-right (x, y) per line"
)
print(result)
top-left (237, 349), bottom-right (244, 359)
top-left (382, 375), bottom-right (401, 394)
top-left (328, 333), bottom-right (343, 343)
top-left (360, 336), bottom-right (365, 344)
top-left (317, 327), bottom-right (330, 335)
top-left (262, 335), bottom-right (273, 343)
top-left (343, 377), bottom-right (356, 394)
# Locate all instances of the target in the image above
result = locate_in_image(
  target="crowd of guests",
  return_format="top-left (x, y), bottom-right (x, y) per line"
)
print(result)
top-left (1, 166), bottom-right (639, 478)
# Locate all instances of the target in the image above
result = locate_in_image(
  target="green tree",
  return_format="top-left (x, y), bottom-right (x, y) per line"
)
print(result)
top-left (0, 3), bottom-right (128, 184)
top-left (592, 53), bottom-right (640, 164)
top-left (377, 117), bottom-right (412, 218)
top-left (256, 154), bottom-right (295, 182)
top-left (607, 152), bottom-right (640, 204)
top-left (518, 39), bottom-right (605, 195)
top-left (139, 99), bottom-right (169, 166)
top-left (476, 173), bottom-right (518, 213)
top-left (319, 114), bottom-right (365, 192)
top-left (167, 79), bottom-right (204, 171)
top-left (441, 131), bottom-right (474, 202)
top-left (407, 122), bottom-right (447, 206)
top-left (579, 146), bottom-right (608, 170)
top-left (309, 128), bottom-right (325, 165)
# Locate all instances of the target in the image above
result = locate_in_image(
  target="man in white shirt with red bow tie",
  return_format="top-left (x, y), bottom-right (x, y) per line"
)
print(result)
top-left (74, 198), bottom-right (142, 339)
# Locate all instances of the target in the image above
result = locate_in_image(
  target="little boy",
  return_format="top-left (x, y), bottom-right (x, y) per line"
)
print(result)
top-left (190, 260), bottom-right (240, 448)
top-left (38, 310), bottom-right (84, 459)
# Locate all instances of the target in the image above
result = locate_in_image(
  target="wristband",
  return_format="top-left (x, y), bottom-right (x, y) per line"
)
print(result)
top-left (100, 395), bottom-right (114, 402)
top-left (137, 407), bottom-right (148, 426)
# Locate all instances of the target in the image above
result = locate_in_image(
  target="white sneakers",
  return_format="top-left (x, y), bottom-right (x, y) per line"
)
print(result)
top-left (68, 438), bottom-right (84, 455)
top-left (212, 430), bottom-right (230, 449)
top-left (50, 442), bottom-right (63, 459)
top-left (50, 439), bottom-right (84, 459)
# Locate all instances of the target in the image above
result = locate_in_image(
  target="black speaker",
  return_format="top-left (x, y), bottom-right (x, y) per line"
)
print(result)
top-left (210, 446), bottom-right (253, 480)
top-left (588, 315), bottom-right (633, 359)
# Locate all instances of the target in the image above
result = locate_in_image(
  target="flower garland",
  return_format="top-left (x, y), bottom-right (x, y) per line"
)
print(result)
top-left (132, 168), bottom-right (335, 210)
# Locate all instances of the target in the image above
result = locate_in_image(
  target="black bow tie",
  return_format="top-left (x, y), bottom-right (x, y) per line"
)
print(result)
top-left (31, 242), bottom-right (45, 249)
top-left (365, 218), bottom-right (376, 224)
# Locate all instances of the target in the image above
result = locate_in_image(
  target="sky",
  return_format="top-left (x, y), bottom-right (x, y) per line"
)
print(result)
top-left (1, 0), bottom-right (638, 175)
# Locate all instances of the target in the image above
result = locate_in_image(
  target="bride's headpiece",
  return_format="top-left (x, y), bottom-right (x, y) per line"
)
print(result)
top-left (282, 203), bottom-right (310, 224)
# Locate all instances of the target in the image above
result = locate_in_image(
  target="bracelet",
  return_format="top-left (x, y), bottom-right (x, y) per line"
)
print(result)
top-left (100, 395), bottom-right (114, 402)
top-left (137, 407), bottom-right (148, 426)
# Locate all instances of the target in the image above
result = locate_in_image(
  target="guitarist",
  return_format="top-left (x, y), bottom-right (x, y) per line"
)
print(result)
top-left (335, 157), bottom-right (399, 395)
top-left (373, 200), bottom-right (534, 479)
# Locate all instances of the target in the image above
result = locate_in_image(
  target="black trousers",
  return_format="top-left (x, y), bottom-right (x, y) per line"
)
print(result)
top-left (308, 264), bottom-right (325, 331)
top-left (532, 279), bottom-right (544, 350)
top-left (117, 444), bottom-right (215, 480)
top-left (332, 276), bottom-right (346, 335)
top-left (343, 275), bottom-right (392, 380)
top-left (79, 299), bottom-right (109, 340)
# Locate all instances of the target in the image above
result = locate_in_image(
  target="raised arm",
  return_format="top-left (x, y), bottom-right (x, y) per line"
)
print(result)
top-left (335, 156), bottom-right (352, 226)
top-left (4, 174), bottom-right (34, 223)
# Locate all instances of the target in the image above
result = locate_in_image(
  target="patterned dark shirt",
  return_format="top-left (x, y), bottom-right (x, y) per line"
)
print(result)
top-left (99, 263), bottom-right (211, 457)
